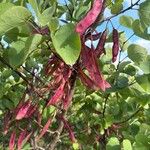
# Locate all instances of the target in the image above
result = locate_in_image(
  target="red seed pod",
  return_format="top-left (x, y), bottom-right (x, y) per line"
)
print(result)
top-left (44, 55), bottom-right (59, 76)
top-left (9, 131), bottom-right (16, 150)
top-left (60, 116), bottom-right (76, 143)
top-left (112, 28), bottom-right (119, 62)
top-left (17, 130), bottom-right (27, 150)
top-left (3, 111), bottom-right (12, 135)
top-left (25, 104), bottom-right (37, 118)
top-left (62, 83), bottom-right (74, 110)
top-left (81, 46), bottom-right (110, 91)
top-left (90, 50), bottom-right (111, 91)
top-left (78, 67), bottom-right (98, 90)
top-left (46, 80), bottom-right (65, 106)
top-left (15, 101), bottom-right (31, 120)
top-left (36, 118), bottom-right (51, 141)
top-left (75, 0), bottom-right (103, 35)
top-left (95, 29), bottom-right (107, 58)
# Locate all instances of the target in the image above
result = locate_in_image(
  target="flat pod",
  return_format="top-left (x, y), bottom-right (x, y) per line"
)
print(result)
top-left (75, 0), bottom-right (103, 35)
top-left (112, 28), bottom-right (119, 62)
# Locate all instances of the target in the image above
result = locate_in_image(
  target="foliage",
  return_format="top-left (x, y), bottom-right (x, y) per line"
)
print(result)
top-left (0, 0), bottom-right (150, 150)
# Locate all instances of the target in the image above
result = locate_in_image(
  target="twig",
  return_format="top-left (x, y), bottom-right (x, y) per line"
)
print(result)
top-left (22, 65), bottom-right (45, 85)
top-left (116, 107), bottom-right (143, 124)
top-left (101, 0), bottom-right (141, 24)
top-left (102, 94), bottom-right (110, 118)
top-left (0, 56), bottom-right (29, 84)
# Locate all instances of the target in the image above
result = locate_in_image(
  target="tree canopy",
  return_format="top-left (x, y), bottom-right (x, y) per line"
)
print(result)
top-left (0, 0), bottom-right (150, 150)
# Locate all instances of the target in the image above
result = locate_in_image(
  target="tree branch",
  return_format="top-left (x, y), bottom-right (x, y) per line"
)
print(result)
top-left (0, 56), bottom-right (29, 84)
top-left (101, 0), bottom-right (141, 24)
top-left (116, 107), bottom-right (143, 124)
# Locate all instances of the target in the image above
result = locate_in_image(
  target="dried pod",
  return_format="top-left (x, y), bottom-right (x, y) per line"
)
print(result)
top-left (75, 0), bottom-right (103, 35)
top-left (95, 29), bottom-right (107, 58)
top-left (15, 101), bottom-right (31, 120)
top-left (36, 118), bottom-right (51, 141)
top-left (17, 130), bottom-right (27, 150)
top-left (112, 28), bottom-right (119, 62)
top-left (9, 131), bottom-right (16, 150)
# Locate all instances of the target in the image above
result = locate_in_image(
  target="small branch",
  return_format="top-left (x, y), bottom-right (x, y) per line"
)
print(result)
top-left (0, 56), bottom-right (29, 84)
top-left (46, 111), bottom-right (66, 150)
top-left (22, 65), bottom-right (45, 85)
top-left (102, 94), bottom-right (110, 118)
top-left (101, 0), bottom-right (141, 24)
top-left (116, 107), bottom-right (143, 124)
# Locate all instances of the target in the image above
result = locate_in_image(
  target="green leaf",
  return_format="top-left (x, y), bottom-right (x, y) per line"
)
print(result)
top-left (140, 55), bottom-right (150, 74)
top-left (0, 6), bottom-right (31, 36)
top-left (132, 19), bottom-right (150, 40)
top-left (136, 74), bottom-right (150, 93)
top-left (0, 2), bottom-right (14, 15)
top-left (117, 76), bottom-right (129, 88)
top-left (119, 15), bottom-right (134, 29)
top-left (25, 34), bottom-right (43, 52)
top-left (8, 35), bottom-right (42, 68)
top-left (106, 137), bottom-right (120, 150)
top-left (124, 65), bottom-right (136, 76)
top-left (52, 23), bottom-right (81, 65)
top-left (127, 44), bottom-right (147, 65)
top-left (8, 40), bottom-right (26, 68)
top-left (111, 2), bottom-right (123, 14)
top-left (73, 5), bottom-right (89, 21)
top-left (28, 0), bottom-right (40, 15)
top-left (73, 142), bottom-right (79, 150)
top-left (48, 17), bottom-right (59, 33)
top-left (38, 4), bottom-right (56, 26)
top-left (139, 1), bottom-right (150, 28)
top-left (122, 139), bottom-right (132, 150)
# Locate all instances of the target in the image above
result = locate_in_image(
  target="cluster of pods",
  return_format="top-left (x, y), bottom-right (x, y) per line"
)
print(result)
top-left (5, 0), bottom-right (120, 149)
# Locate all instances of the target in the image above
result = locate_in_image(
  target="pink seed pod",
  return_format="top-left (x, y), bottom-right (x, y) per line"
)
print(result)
top-left (78, 67), bottom-right (99, 90)
top-left (81, 46), bottom-right (110, 91)
top-left (15, 101), bottom-right (31, 120)
top-left (90, 50), bottom-right (109, 91)
top-left (60, 116), bottom-right (76, 143)
top-left (9, 131), bottom-right (16, 150)
top-left (75, 0), bottom-right (103, 35)
top-left (36, 118), bottom-right (51, 141)
top-left (112, 28), bottom-right (119, 62)
top-left (25, 104), bottom-right (37, 118)
top-left (3, 112), bottom-right (12, 135)
top-left (95, 29), bottom-right (107, 58)
top-left (63, 83), bottom-right (74, 110)
top-left (17, 130), bottom-right (27, 150)
top-left (46, 80), bottom-right (66, 106)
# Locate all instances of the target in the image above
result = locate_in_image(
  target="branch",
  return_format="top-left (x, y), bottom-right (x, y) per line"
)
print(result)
top-left (102, 94), bottom-right (110, 118)
top-left (0, 56), bottom-right (29, 84)
top-left (46, 111), bottom-right (66, 150)
top-left (22, 65), bottom-right (45, 85)
top-left (116, 107), bottom-right (143, 124)
top-left (101, 0), bottom-right (141, 24)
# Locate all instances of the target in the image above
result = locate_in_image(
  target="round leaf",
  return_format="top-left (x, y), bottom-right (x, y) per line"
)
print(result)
top-left (119, 15), bottom-right (134, 29)
top-left (122, 139), bottom-right (132, 150)
top-left (0, 6), bottom-right (31, 36)
top-left (127, 44), bottom-right (147, 65)
top-left (52, 23), bottom-right (81, 65)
